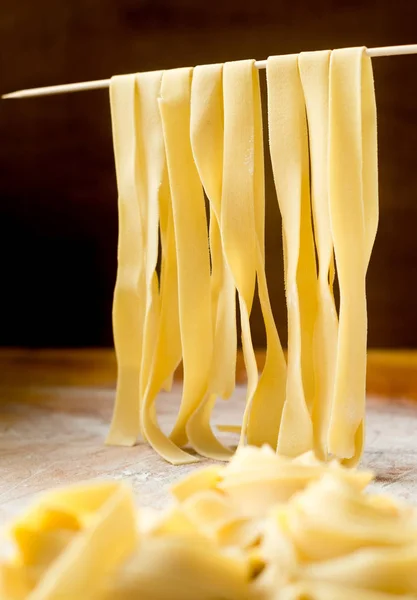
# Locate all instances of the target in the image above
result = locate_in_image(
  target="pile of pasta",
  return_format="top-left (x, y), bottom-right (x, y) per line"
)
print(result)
top-left (108, 46), bottom-right (378, 467)
top-left (2, 445), bottom-right (417, 599)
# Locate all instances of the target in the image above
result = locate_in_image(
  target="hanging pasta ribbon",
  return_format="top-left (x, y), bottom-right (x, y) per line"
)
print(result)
top-left (158, 67), bottom-right (213, 458)
top-left (107, 75), bottom-right (147, 447)
top-left (217, 60), bottom-right (258, 450)
top-left (245, 63), bottom-right (287, 451)
top-left (327, 48), bottom-right (378, 464)
top-left (187, 62), bottom-right (237, 460)
top-left (298, 50), bottom-right (338, 461)
top-left (136, 71), bottom-right (191, 464)
top-left (136, 72), bottom-right (167, 405)
top-left (266, 55), bottom-right (317, 457)
top-left (218, 60), bottom-right (287, 450)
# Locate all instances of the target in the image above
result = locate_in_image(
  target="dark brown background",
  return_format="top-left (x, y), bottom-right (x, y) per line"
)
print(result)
top-left (1, 0), bottom-right (416, 349)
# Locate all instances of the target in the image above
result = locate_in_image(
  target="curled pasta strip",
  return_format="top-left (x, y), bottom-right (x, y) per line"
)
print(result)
top-left (188, 61), bottom-right (286, 457)
top-left (158, 68), bottom-right (213, 458)
top-left (1, 482), bottom-right (137, 599)
top-left (220, 59), bottom-right (260, 450)
top-left (327, 48), bottom-right (378, 464)
top-left (107, 75), bottom-right (146, 446)
top-left (2, 446), bottom-right (417, 599)
top-left (220, 60), bottom-right (287, 451)
top-left (298, 50), bottom-right (338, 461)
top-left (109, 50), bottom-right (378, 467)
top-left (187, 62), bottom-right (237, 460)
top-left (266, 55), bottom-right (317, 457)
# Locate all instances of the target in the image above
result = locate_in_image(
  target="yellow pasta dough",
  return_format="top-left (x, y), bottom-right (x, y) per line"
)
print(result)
top-left (220, 59), bottom-right (261, 449)
top-left (98, 51), bottom-right (383, 600)
top-left (187, 62), bottom-right (237, 460)
top-left (107, 47), bottom-right (378, 467)
top-left (266, 54), bottom-right (317, 457)
top-left (158, 67), bottom-right (213, 454)
top-left (221, 60), bottom-right (286, 451)
top-left (0, 44), bottom-right (393, 600)
top-left (134, 71), bottom-right (167, 404)
top-left (188, 61), bottom-right (286, 458)
top-left (107, 75), bottom-right (147, 447)
top-left (327, 47), bottom-right (378, 464)
top-left (1, 482), bottom-right (137, 599)
top-left (2, 447), bottom-right (417, 598)
top-left (298, 50), bottom-right (338, 461)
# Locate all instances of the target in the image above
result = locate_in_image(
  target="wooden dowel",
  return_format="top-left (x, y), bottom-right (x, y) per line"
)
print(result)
top-left (3, 43), bottom-right (417, 100)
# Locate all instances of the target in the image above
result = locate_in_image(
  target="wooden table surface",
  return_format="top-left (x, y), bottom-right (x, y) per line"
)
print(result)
top-left (1, 349), bottom-right (417, 531)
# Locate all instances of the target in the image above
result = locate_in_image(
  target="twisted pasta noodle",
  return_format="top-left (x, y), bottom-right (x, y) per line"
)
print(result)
top-left (187, 62), bottom-right (236, 460)
top-left (140, 188), bottom-right (187, 463)
top-left (220, 59), bottom-right (259, 449)
top-left (189, 62), bottom-right (286, 456)
top-left (169, 446), bottom-right (371, 517)
top-left (327, 48), bottom-right (378, 464)
top-left (108, 49), bottom-right (378, 468)
top-left (278, 475), bottom-right (417, 562)
top-left (158, 67), bottom-right (213, 452)
top-left (245, 63), bottom-right (287, 449)
top-left (157, 133), bottom-right (181, 397)
top-left (1, 483), bottom-right (137, 599)
top-left (298, 50), bottom-right (338, 461)
top-left (135, 72), bottom-right (166, 403)
top-left (221, 60), bottom-right (286, 450)
top-left (119, 72), bottom-right (190, 465)
top-left (153, 161), bottom-right (181, 398)
top-left (108, 72), bottom-right (182, 451)
top-left (107, 75), bottom-right (146, 446)
top-left (155, 67), bottom-right (214, 460)
top-left (218, 446), bottom-right (372, 518)
top-left (266, 55), bottom-right (317, 457)
top-left (258, 473), bottom-right (417, 597)
top-left (222, 445), bottom-right (372, 489)
top-left (300, 546), bottom-right (417, 596)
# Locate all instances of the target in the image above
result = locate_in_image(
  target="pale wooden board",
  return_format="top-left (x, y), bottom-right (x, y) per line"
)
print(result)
top-left (0, 384), bottom-right (245, 526)
top-left (0, 386), bottom-right (417, 523)
top-left (1, 383), bottom-right (416, 532)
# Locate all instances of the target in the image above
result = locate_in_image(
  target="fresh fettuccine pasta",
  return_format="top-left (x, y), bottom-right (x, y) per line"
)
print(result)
top-left (158, 67), bottom-right (213, 452)
top-left (0, 45), bottom-right (398, 600)
top-left (266, 54), bottom-right (317, 458)
top-left (107, 75), bottom-right (147, 447)
top-left (327, 47), bottom-right (378, 465)
top-left (218, 59), bottom-right (287, 451)
top-left (0, 482), bottom-right (137, 599)
top-left (187, 62), bottom-right (237, 460)
top-left (107, 47), bottom-right (378, 466)
top-left (220, 59), bottom-right (262, 449)
top-left (266, 48), bottom-right (377, 464)
top-left (298, 50), bottom-right (337, 462)
top-left (2, 447), bottom-right (417, 598)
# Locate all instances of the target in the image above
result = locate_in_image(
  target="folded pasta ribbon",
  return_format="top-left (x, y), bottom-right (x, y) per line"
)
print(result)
top-left (1, 482), bottom-right (137, 599)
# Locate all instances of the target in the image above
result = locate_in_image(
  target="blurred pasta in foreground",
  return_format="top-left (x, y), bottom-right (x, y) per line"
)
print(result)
top-left (1, 445), bottom-right (417, 599)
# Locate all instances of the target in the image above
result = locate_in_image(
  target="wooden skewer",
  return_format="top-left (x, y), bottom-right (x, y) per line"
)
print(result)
top-left (2, 43), bottom-right (417, 100)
